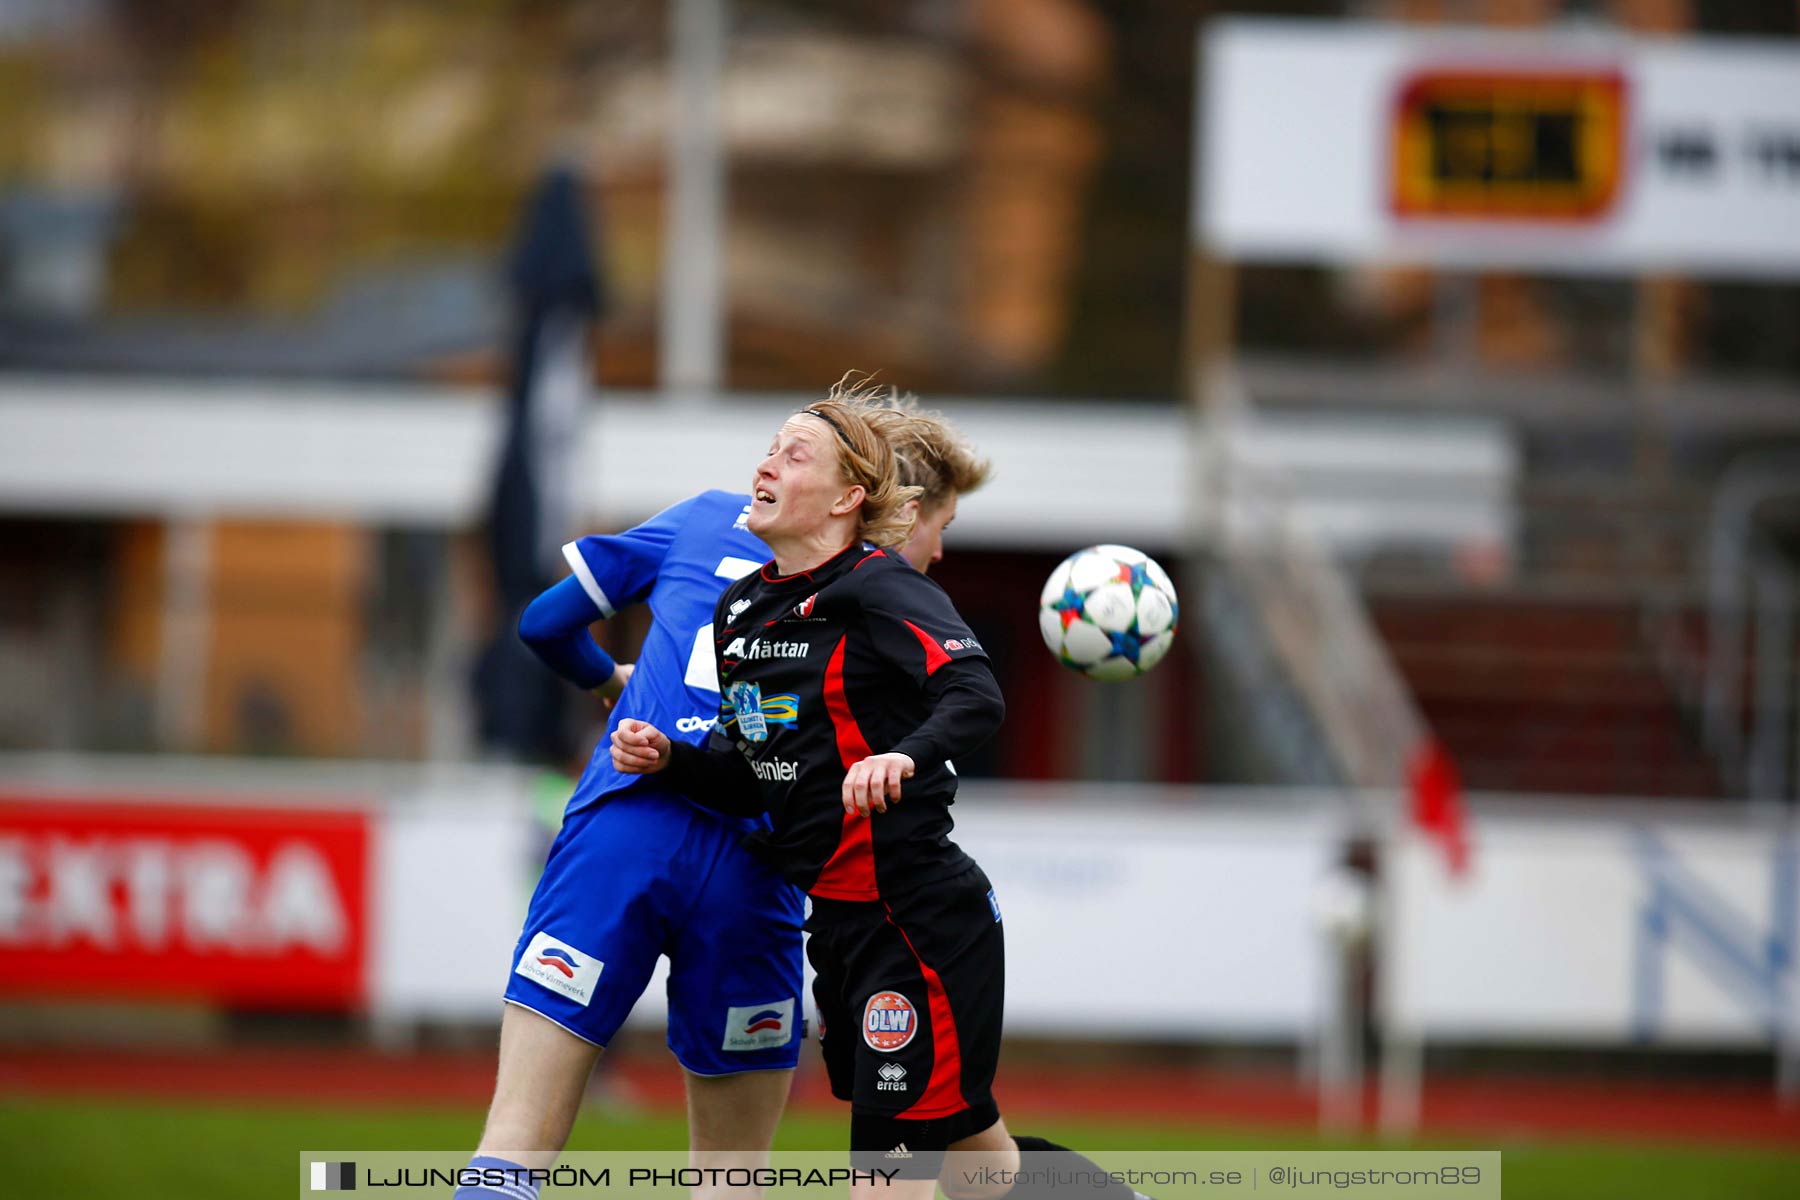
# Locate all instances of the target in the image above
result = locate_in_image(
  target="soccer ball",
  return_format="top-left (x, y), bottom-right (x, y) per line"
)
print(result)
top-left (1038, 545), bottom-right (1179, 681)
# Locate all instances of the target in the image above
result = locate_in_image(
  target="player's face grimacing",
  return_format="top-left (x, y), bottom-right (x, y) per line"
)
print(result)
top-left (748, 416), bottom-right (860, 543)
top-left (900, 491), bottom-right (958, 573)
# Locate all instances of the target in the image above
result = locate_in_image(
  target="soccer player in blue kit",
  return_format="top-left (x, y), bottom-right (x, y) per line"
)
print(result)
top-left (454, 393), bottom-right (992, 1200)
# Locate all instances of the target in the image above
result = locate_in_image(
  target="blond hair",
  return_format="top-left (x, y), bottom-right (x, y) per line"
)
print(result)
top-left (863, 397), bottom-right (992, 512)
top-left (800, 372), bottom-right (923, 550)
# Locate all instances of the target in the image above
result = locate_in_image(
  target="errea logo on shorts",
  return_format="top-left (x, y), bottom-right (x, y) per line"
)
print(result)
top-left (722, 998), bottom-right (796, 1051)
top-left (515, 931), bottom-right (603, 1007)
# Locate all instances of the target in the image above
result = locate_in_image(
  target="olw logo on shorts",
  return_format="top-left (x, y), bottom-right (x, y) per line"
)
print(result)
top-left (862, 990), bottom-right (918, 1052)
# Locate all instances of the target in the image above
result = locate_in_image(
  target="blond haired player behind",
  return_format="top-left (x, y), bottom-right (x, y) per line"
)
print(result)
top-left (866, 396), bottom-right (992, 574)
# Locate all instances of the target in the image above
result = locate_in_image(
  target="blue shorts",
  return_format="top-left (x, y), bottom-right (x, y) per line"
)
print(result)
top-left (504, 790), bottom-right (807, 1075)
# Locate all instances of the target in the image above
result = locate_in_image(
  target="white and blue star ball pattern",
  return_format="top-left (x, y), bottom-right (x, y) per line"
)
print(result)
top-left (1038, 545), bottom-right (1178, 681)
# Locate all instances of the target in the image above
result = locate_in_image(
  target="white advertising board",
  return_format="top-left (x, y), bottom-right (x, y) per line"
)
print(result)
top-left (1200, 20), bottom-right (1800, 277)
top-left (955, 803), bottom-right (1336, 1038)
top-left (614, 798), bottom-right (1339, 1040)
top-left (0, 758), bottom-right (1339, 1037)
top-left (1384, 814), bottom-right (1799, 1045)
top-left (368, 799), bottom-right (537, 1022)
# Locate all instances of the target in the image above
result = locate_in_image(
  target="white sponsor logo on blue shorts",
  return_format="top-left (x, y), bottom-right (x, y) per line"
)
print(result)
top-left (722, 998), bottom-right (796, 1051)
top-left (515, 931), bottom-right (604, 1007)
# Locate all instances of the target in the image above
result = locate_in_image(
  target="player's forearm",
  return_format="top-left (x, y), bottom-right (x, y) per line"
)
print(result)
top-left (518, 576), bottom-right (619, 690)
top-left (666, 741), bottom-right (769, 816)
top-left (890, 660), bottom-right (1005, 768)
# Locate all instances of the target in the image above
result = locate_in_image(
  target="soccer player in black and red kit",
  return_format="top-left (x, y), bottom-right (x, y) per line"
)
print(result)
top-left (613, 383), bottom-right (1150, 1200)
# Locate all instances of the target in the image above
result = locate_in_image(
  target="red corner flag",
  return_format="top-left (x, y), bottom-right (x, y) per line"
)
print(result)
top-left (1408, 737), bottom-right (1469, 877)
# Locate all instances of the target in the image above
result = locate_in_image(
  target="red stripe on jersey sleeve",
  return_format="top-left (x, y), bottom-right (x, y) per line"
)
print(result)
top-left (903, 620), bottom-right (954, 677)
top-left (810, 636), bottom-right (879, 901)
top-left (884, 905), bottom-right (970, 1120)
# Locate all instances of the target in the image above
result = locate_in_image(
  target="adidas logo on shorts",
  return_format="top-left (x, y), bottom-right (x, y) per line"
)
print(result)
top-left (885, 1144), bottom-right (913, 1160)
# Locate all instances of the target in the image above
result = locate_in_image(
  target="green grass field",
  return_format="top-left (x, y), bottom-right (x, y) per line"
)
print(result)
top-left (4, 1096), bottom-right (1797, 1199)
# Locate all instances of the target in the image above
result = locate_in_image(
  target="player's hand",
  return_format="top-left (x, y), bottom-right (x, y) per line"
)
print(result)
top-left (596, 662), bottom-right (635, 711)
top-left (843, 753), bottom-right (914, 816)
top-left (612, 718), bottom-right (671, 774)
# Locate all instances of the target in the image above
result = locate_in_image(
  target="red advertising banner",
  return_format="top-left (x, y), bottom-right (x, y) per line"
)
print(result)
top-left (0, 796), bottom-right (370, 1010)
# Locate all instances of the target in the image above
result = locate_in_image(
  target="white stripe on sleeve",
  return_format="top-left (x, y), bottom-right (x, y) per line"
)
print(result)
top-left (561, 540), bottom-right (617, 618)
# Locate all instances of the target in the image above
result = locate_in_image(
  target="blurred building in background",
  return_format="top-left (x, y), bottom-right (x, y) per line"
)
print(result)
top-left (3, 0), bottom-right (1795, 795)
top-left (0, 4), bottom-right (1796, 783)
top-left (2, 0), bottom-right (1800, 1155)
top-left (0, 0), bottom-right (1119, 389)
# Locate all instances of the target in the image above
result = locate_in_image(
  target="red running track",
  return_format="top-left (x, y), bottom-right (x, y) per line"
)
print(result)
top-left (2, 1047), bottom-right (1797, 1150)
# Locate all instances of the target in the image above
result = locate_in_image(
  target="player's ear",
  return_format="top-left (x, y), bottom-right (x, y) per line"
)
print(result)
top-left (901, 497), bottom-right (921, 518)
top-left (831, 484), bottom-right (866, 517)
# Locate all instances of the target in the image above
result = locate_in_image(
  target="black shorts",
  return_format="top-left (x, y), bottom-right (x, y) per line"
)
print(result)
top-left (808, 864), bottom-right (1004, 1170)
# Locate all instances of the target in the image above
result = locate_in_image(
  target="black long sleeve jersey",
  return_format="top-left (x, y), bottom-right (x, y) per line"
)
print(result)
top-left (665, 541), bottom-right (1004, 901)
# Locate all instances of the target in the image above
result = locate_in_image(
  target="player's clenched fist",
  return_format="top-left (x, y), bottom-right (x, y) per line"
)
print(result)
top-left (842, 752), bottom-right (914, 816)
top-left (612, 718), bottom-right (672, 774)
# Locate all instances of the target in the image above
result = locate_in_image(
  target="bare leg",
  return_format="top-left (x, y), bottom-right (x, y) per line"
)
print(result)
top-left (941, 1116), bottom-right (1019, 1200)
top-left (684, 1068), bottom-right (796, 1200)
top-left (474, 1004), bottom-right (604, 1169)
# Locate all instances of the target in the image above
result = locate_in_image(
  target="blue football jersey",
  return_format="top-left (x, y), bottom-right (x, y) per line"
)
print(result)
top-left (561, 489), bottom-right (769, 819)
